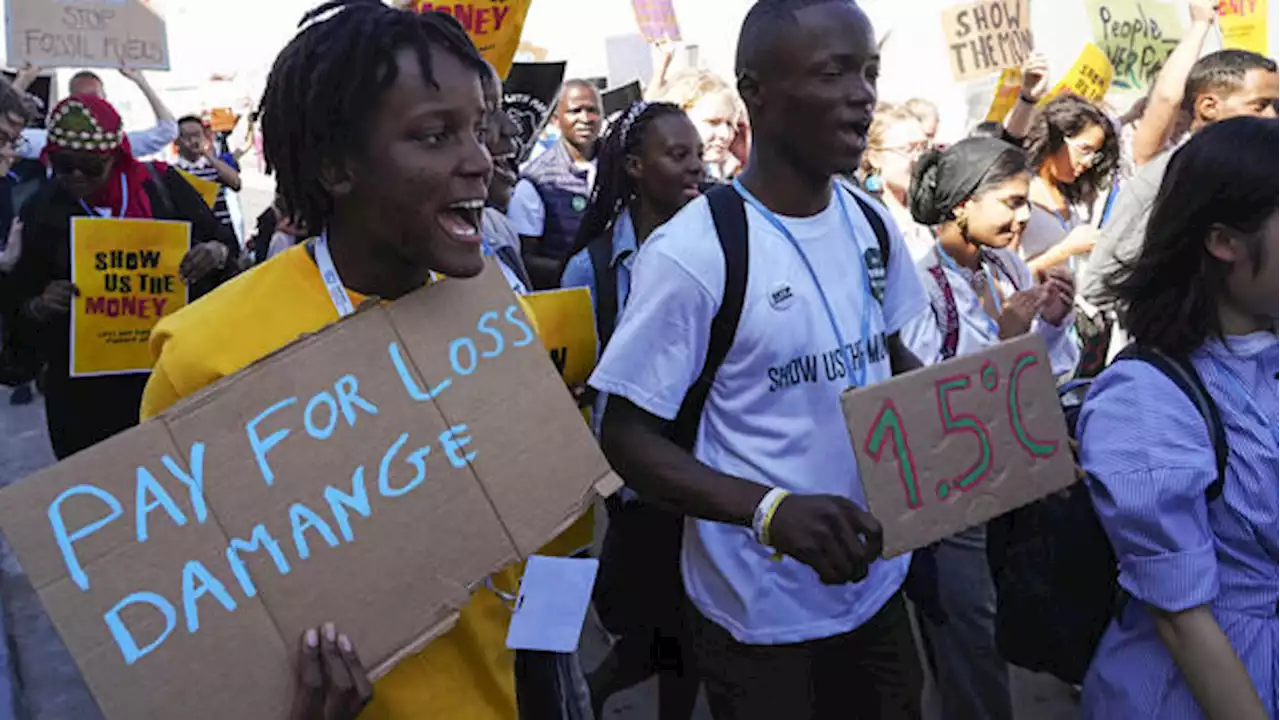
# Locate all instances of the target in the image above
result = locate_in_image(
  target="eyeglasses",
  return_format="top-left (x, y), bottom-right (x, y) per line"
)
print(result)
top-left (883, 142), bottom-right (930, 160)
top-left (50, 152), bottom-right (111, 177)
top-left (1064, 136), bottom-right (1101, 167)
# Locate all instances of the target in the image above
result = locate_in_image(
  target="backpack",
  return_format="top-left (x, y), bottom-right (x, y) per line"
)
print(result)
top-left (986, 345), bottom-right (1228, 685)
top-left (591, 183), bottom-right (892, 639)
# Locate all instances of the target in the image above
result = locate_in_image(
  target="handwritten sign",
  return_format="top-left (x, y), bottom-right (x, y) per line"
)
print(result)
top-left (631, 0), bottom-right (682, 43)
top-left (841, 335), bottom-right (1076, 557)
top-left (5, 0), bottom-right (170, 70)
top-left (984, 67), bottom-right (1024, 122)
top-left (1085, 0), bottom-right (1181, 92)
top-left (411, 0), bottom-right (534, 79)
top-left (1219, 0), bottom-right (1270, 55)
top-left (70, 218), bottom-right (189, 377)
top-left (0, 261), bottom-right (619, 720)
top-left (1043, 43), bottom-right (1115, 106)
top-left (941, 0), bottom-right (1033, 82)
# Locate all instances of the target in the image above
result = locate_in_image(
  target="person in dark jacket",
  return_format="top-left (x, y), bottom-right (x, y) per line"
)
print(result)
top-left (11, 93), bottom-right (237, 459)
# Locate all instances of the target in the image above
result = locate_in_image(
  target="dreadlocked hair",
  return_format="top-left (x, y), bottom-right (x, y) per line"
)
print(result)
top-left (261, 0), bottom-right (486, 235)
top-left (568, 102), bottom-right (685, 260)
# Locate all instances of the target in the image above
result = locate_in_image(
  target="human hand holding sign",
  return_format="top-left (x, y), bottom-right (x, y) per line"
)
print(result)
top-left (289, 623), bottom-right (374, 720)
top-left (29, 280), bottom-right (79, 320)
top-left (180, 242), bottom-right (229, 284)
top-left (1188, 0), bottom-right (1218, 27)
top-left (1019, 52), bottom-right (1051, 103)
top-left (769, 494), bottom-right (883, 585)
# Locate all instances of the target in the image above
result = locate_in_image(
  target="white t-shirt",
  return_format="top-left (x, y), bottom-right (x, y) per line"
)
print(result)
top-left (589, 184), bottom-right (929, 645)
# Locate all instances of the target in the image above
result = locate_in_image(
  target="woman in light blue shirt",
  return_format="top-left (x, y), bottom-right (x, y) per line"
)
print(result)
top-left (900, 137), bottom-right (1076, 720)
top-left (558, 100), bottom-right (705, 719)
top-left (1079, 116), bottom-right (1277, 720)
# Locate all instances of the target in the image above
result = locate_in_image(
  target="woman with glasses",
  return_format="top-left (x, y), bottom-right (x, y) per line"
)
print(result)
top-left (1019, 94), bottom-right (1119, 276)
top-left (859, 103), bottom-right (934, 260)
top-left (9, 93), bottom-right (237, 460)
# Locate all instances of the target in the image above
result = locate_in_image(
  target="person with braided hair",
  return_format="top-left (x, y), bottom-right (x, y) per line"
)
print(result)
top-left (139, 2), bottom-right (560, 718)
top-left (559, 100), bottom-right (704, 719)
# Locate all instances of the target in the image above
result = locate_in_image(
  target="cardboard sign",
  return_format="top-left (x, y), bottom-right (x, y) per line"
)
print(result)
top-left (841, 334), bottom-right (1076, 557)
top-left (984, 67), bottom-right (1024, 122)
top-left (1085, 0), bottom-right (1181, 92)
top-left (5, 0), bottom-right (170, 70)
top-left (1219, 0), bottom-right (1270, 55)
top-left (940, 0), bottom-right (1033, 82)
top-left (1043, 43), bottom-right (1115, 106)
top-left (631, 0), bottom-right (682, 44)
top-left (70, 218), bottom-right (190, 378)
top-left (524, 287), bottom-right (597, 386)
top-left (412, 0), bottom-right (534, 79)
top-left (0, 261), bottom-right (619, 719)
top-left (503, 62), bottom-right (566, 164)
top-left (175, 169), bottom-right (220, 209)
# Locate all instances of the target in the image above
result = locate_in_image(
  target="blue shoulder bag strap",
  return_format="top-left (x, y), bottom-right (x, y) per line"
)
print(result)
top-left (1115, 345), bottom-right (1229, 499)
top-left (672, 184), bottom-right (749, 451)
top-left (587, 234), bottom-right (619, 350)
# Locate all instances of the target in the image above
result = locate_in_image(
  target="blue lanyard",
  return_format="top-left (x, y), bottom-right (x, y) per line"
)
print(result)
top-left (935, 244), bottom-right (1003, 337)
top-left (732, 178), bottom-right (875, 389)
top-left (78, 172), bottom-right (128, 218)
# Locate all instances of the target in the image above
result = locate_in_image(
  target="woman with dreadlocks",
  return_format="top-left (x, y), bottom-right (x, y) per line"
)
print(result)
top-left (560, 100), bottom-right (705, 719)
top-left (141, 2), bottom-right (594, 719)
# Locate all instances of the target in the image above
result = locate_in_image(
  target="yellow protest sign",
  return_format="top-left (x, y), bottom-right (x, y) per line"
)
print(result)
top-left (1086, 0), bottom-right (1182, 92)
top-left (523, 286), bottom-right (597, 386)
top-left (175, 168), bottom-right (220, 209)
top-left (70, 218), bottom-right (190, 377)
top-left (411, 0), bottom-right (535, 79)
top-left (985, 68), bottom-right (1024, 122)
top-left (1219, 0), bottom-right (1270, 55)
top-left (1042, 43), bottom-right (1115, 106)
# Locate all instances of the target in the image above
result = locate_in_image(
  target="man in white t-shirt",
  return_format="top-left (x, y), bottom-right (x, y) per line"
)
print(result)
top-left (589, 1), bottom-right (930, 716)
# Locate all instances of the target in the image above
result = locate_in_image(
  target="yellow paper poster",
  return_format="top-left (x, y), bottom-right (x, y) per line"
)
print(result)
top-left (411, 0), bottom-right (535, 79)
top-left (70, 218), bottom-right (190, 377)
top-left (1086, 0), bottom-right (1181, 92)
top-left (985, 68), bottom-right (1024, 122)
top-left (523, 286), bottom-right (597, 386)
top-left (176, 168), bottom-right (219, 209)
top-left (1042, 43), bottom-right (1115, 106)
top-left (1218, 0), bottom-right (1270, 55)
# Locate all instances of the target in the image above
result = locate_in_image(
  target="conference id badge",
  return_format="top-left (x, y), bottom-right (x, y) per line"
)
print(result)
top-left (505, 555), bottom-right (599, 652)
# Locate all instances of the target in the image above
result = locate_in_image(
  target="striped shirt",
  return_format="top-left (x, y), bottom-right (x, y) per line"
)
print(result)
top-left (1079, 333), bottom-right (1278, 718)
top-left (172, 154), bottom-right (237, 234)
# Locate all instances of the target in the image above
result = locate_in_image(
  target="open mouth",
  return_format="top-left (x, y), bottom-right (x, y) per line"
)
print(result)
top-left (438, 198), bottom-right (485, 241)
top-left (492, 152), bottom-right (518, 186)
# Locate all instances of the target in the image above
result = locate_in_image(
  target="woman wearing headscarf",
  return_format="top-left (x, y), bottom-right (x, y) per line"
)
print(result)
top-left (11, 93), bottom-right (238, 459)
top-left (898, 138), bottom-right (1078, 720)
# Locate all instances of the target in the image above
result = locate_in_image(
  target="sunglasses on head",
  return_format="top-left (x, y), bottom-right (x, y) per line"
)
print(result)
top-left (50, 152), bottom-right (111, 177)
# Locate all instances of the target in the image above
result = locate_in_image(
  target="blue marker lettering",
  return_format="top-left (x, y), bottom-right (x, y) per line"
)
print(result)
top-left (440, 425), bottom-right (477, 468)
top-left (304, 391), bottom-right (340, 440)
top-left (378, 433), bottom-right (432, 498)
top-left (226, 524), bottom-right (291, 598)
top-left (160, 442), bottom-right (208, 524)
top-left (449, 337), bottom-right (478, 376)
top-left (505, 304), bottom-right (535, 347)
top-left (324, 466), bottom-right (372, 542)
top-left (104, 591), bottom-right (176, 665)
top-left (477, 311), bottom-right (505, 358)
top-left (49, 485), bottom-right (123, 592)
top-left (247, 397), bottom-right (297, 486)
top-left (181, 560), bottom-right (237, 633)
top-left (135, 468), bottom-right (187, 543)
top-left (388, 341), bottom-right (451, 400)
top-left (334, 375), bottom-right (379, 426)
top-left (289, 503), bottom-right (340, 560)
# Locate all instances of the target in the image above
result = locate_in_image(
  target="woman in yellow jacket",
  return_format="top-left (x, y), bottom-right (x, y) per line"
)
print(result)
top-left (143, 3), bottom-right (589, 718)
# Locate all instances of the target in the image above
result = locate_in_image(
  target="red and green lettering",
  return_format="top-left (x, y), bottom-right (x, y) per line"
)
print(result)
top-left (865, 400), bottom-right (923, 510)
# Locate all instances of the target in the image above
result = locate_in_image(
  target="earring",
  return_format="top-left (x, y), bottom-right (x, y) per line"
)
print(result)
top-left (864, 171), bottom-right (884, 194)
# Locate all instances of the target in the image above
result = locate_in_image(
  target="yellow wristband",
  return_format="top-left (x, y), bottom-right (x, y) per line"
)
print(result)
top-left (757, 489), bottom-right (791, 549)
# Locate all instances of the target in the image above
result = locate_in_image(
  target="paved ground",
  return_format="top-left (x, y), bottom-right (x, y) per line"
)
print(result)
top-left (0, 174), bottom-right (1082, 717)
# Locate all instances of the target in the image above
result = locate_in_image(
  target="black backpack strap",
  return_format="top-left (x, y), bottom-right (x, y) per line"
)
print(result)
top-left (672, 185), bottom-right (749, 451)
top-left (144, 163), bottom-right (175, 219)
top-left (846, 188), bottom-right (892, 274)
top-left (587, 235), bottom-right (618, 349)
top-left (1115, 345), bottom-right (1228, 499)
